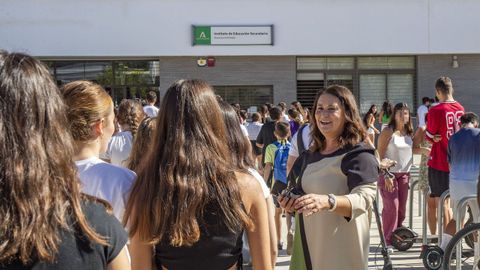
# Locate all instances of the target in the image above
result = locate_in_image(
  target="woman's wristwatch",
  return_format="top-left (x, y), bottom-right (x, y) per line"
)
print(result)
top-left (327, 194), bottom-right (337, 212)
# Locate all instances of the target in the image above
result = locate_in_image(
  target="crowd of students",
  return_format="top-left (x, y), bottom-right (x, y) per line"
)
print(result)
top-left (1, 51), bottom-right (480, 270)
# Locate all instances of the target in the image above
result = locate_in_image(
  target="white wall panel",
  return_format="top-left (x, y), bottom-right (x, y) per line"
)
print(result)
top-left (0, 0), bottom-right (478, 56)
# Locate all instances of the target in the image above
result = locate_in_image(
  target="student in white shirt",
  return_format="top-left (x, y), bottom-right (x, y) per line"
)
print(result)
top-left (417, 96), bottom-right (430, 128)
top-left (247, 113), bottom-right (264, 167)
top-left (104, 99), bottom-right (146, 167)
top-left (62, 81), bottom-right (136, 222)
top-left (143, 90), bottom-right (159, 117)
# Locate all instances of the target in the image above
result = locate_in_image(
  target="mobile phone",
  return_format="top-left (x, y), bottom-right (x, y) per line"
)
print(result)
top-left (281, 188), bottom-right (304, 200)
top-left (288, 193), bottom-right (302, 200)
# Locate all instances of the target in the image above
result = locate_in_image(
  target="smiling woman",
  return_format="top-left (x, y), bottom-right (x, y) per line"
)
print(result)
top-left (279, 85), bottom-right (379, 270)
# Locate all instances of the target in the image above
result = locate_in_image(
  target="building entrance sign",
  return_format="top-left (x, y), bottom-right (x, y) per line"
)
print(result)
top-left (192, 25), bottom-right (273, 45)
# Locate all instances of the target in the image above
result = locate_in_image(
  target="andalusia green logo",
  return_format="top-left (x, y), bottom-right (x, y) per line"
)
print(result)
top-left (194, 26), bottom-right (211, 45)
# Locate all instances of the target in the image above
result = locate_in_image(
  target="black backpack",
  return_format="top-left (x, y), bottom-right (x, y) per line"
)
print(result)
top-left (297, 124), bottom-right (309, 154)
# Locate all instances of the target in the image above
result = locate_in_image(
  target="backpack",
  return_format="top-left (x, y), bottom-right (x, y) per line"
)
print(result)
top-left (273, 140), bottom-right (291, 184)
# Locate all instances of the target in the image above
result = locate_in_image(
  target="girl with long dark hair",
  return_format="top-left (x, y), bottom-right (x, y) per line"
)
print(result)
top-left (377, 102), bottom-right (426, 248)
top-left (379, 101), bottom-right (393, 131)
top-left (363, 104), bottom-right (380, 145)
top-left (0, 52), bottom-right (129, 269)
top-left (124, 80), bottom-right (271, 270)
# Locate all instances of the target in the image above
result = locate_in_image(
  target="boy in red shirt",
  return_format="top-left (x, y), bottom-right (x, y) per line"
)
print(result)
top-left (425, 76), bottom-right (464, 235)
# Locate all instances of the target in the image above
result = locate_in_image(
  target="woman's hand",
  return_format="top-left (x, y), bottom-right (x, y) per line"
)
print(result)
top-left (379, 158), bottom-right (396, 170)
top-left (293, 194), bottom-right (330, 217)
top-left (385, 177), bottom-right (395, 192)
top-left (278, 194), bottom-right (297, 213)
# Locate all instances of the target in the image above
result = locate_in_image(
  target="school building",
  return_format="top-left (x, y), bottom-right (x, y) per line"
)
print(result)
top-left (1, 0), bottom-right (480, 114)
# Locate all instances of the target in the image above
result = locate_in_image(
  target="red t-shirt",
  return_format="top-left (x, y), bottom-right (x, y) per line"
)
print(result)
top-left (426, 101), bottom-right (465, 172)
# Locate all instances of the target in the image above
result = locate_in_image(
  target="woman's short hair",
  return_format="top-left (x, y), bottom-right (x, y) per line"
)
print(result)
top-left (388, 102), bottom-right (414, 136)
top-left (61, 81), bottom-right (113, 141)
top-left (124, 79), bottom-right (252, 247)
top-left (310, 85), bottom-right (367, 152)
top-left (0, 52), bottom-right (106, 264)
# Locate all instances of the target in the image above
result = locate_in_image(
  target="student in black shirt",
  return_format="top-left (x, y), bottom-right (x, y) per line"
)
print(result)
top-left (0, 52), bottom-right (129, 270)
top-left (256, 106), bottom-right (283, 165)
top-left (124, 80), bottom-right (271, 270)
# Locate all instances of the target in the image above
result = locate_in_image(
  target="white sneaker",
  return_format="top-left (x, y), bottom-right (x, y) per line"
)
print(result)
top-left (386, 245), bottom-right (394, 254)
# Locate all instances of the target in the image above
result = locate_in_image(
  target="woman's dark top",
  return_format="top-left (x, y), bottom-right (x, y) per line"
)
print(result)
top-left (155, 204), bottom-right (243, 270)
top-left (0, 201), bottom-right (127, 270)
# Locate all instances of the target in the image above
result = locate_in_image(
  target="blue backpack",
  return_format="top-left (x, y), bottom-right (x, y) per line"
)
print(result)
top-left (273, 140), bottom-right (291, 184)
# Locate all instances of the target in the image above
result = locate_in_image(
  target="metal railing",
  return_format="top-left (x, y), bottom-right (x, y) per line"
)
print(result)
top-left (454, 195), bottom-right (478, 270)
top-left (409, 179), bottom-right (419, 228)
top-left (437, 190), bottom-right (450, 244)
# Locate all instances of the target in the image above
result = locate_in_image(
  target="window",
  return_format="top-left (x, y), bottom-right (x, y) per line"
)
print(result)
top-left (358, 56), bottom-right (415, 114)
top-left (358, 56), bottom-right (415, 69)
top-left (359, 74), bottom-right (414, 114)
top-left (55, 62), bottom-right (88, 84)
top-left (42, 60), bottom-right (159, 105)
top-left (297, 57), bottom-right (354, 70)
top-left (326, 74), bottom-right (353, 89)
top-left (296, 57), bottom-right (355, 110)
top-left (214, 86), bottom-right (273, 111)
top-left (359, 75), bottom-right (387, 114)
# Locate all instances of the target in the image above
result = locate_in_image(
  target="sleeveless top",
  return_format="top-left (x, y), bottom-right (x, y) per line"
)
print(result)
top-left (155, 203), bottom-right (243, 270)
top-left (385, 131), bottom-right (413, 173)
